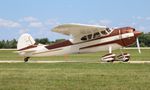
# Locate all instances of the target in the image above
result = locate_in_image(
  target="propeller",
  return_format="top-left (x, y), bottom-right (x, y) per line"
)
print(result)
top-left (136, 38), bottom-right (141, 54)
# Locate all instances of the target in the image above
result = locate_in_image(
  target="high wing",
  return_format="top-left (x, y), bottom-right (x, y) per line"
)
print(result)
top-left (52, 23), bottom-right (107, 36)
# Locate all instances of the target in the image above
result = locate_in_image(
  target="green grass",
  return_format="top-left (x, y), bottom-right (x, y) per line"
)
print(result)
top-left (0, 63), bottom-right (150, 90)
top-left (0, 49), bottom-right (150, 62)
top-left (0, 49), bottom-right (150, 90)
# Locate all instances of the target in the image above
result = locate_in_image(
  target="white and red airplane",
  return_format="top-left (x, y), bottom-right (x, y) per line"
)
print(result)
top-left (17, 24), bottom-right (141, 62)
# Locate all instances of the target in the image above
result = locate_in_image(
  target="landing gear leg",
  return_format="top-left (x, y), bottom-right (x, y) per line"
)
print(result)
top-left (24, 57), bottom-right (30, 62)
top-left (117, 49), bottom-right (130, 62)
top-left (101, 46), bottom-right (116, 62)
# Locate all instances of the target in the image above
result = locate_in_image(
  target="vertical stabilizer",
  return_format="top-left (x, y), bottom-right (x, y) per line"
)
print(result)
top-left (17, 33), bottom-right (35, 50)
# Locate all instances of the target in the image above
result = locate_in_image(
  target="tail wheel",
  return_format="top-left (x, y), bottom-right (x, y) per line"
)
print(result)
top-left (24, 57), bottom-right (30, 62)
top-left (117, 53), bottom-right (130, 62)
top-left (101, 53), bottom-right (116, 62)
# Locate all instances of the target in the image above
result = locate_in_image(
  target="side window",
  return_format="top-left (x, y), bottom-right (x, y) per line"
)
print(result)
top-left (106, 28), bottom-right (111, 33)
top-left (93, 32), bottom-right (100, 39)
top-left (81, 36), bottom-right (87, 41)
top-left (87, 34), bottom-right (92, 40)
top-left (101, 30), bottom-right (107, 35)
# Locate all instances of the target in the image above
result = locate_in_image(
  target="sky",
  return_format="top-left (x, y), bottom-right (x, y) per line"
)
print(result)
top-left (0, 0), bottom-right (150, 40)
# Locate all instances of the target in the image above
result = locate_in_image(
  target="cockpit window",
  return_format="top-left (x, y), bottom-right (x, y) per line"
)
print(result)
top-left (81, 34), bottom-right (93, 41)
top-left (106, 28), bottom-right (111, 32)
top-left (81, 36), bottom-right (87, 41)
top-left (101, 30), bottom-right (107, 35)
top-left (87, 34), bottom-right (92, 40)
top-left (93, 32), bottom-right (100, 39)
top-left (81, 31), bottom-right (103, 41)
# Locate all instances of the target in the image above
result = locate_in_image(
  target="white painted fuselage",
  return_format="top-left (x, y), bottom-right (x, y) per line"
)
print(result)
top-left (20, 32), bottom-right (134, 57)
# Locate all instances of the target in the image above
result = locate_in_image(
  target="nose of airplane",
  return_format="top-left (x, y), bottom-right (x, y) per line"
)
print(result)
top-left (134, 30), bottom-right (142, 38)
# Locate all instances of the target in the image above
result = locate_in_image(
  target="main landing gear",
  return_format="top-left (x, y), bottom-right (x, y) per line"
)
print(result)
top-left (24, 57), bottom-right (30, 62)
top-left (101, 46), bottom-right (130, 62)
top-left (101, 53), bottom-right (116, 62)
top-left (117, 53), bottom-right (130, 62)
top-left (101, 53), bottom-right (130, 62)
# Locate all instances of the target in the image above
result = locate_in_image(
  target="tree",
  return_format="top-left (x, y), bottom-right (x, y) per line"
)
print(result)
top-left (9, 39), bottom-right (17, 48)
top-left (35, 38), bottom-right (49, 44)
top-left (55, 39), bottom-right (66, 43)
top-left (139, 32), bottom-right (150, 47)
top-left (0, 41), bottom-right (3, 48)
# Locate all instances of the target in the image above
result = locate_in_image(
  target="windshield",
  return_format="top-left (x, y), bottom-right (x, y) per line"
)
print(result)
top-left (106, 28), bottom-right (111, 32)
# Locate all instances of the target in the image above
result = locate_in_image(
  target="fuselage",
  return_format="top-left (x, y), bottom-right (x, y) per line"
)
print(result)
top-left (18, 27), bottom-right (141, 57)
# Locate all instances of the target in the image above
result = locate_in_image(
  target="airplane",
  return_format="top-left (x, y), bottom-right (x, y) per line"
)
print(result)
top-left (17, 23), bottom-right (142, 62)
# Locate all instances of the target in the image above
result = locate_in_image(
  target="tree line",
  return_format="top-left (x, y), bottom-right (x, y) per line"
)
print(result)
top-left (0, 38), bottom-right (65, 49)
top-left (0, 32), bottom-right (150, 48)
top-left (138, 32), bottom-right (150, 47)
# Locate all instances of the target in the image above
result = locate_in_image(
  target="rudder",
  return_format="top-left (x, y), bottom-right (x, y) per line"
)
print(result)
top-left (17, 33), bottom-right (35, 50)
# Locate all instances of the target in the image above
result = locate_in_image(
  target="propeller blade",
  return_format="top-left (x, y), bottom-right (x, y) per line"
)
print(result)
top-left (136, 38), bottom-right (141, 54)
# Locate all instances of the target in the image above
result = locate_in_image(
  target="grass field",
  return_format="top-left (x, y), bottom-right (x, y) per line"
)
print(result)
top-left (0, 63), bottom-right (150, 90)
top-left (0, 49), bottom-right (150, 90)
top-left (0, 48), bottom-right (150, 62)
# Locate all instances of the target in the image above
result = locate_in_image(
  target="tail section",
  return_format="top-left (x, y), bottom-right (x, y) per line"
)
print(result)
top-left (17, 33), bottom-right (35, 50)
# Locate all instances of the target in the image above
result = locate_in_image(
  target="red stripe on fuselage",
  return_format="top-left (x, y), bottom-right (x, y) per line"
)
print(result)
top-left (18, 45), bottom-right (37, 51)
top-left (19, 27), bottom-right (135, 51)
top-left (45, 40), bottom-right (73, 50)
